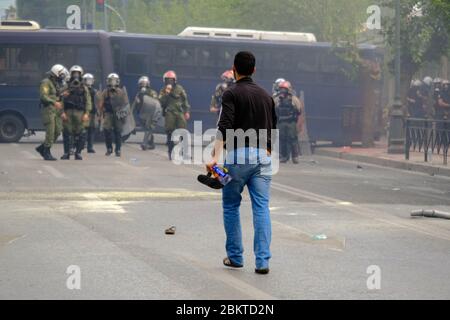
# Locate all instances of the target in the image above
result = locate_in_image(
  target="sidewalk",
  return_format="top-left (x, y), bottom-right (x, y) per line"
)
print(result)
top-left (313, 138), bottom-right (450, 178)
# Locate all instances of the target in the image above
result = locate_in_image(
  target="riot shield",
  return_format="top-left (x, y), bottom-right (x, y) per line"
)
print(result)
top-left (140, 95), bottom-right (163, 127)
top-left (110, 87), bottom-right (136, 139)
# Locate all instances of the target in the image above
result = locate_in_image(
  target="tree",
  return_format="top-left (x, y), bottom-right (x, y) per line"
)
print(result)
top-left (381, 0), bottom-right (450, 103)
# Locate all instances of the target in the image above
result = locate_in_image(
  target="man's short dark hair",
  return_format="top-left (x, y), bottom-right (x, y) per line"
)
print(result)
top-left (234, 51), bottom-right (256, 76)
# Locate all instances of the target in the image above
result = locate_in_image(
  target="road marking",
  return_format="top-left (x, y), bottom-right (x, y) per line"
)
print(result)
top-left (178, 253), bottom-right (277, 300)
top-left (42, 165), bottom-right (65, 179)
top-left (271, 181), bottom-right (450, 242)
top-left (21, 150), bottom-right (39, 160)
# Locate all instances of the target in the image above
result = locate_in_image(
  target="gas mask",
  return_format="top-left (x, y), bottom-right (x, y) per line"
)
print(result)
top-left (165, 78), bottom-right (176, 86)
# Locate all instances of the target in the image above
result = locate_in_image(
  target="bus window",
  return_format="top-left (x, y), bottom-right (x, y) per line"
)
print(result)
top-left (175, 47), bottom-right (195, 66)
top-left (196, 46), bottom-right (217, 79)
top-left (295, 51), bottom-right (319, 73)
top-left (152, 44), bottom-right (173, 76)
top-left (77, 46), bottom-right (101, 80)
top-left (126, 53), bottom-right (148, 75)
top-left (0, 45), bottom-right (44, 86)
top-left (217, 47), bottom-right (237, 69)
top-left (47, 45), bottom-right (76, 71)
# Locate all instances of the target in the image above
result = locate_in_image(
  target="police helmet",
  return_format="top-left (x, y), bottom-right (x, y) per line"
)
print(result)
top-left (82, 73), bottom-right (95, 87)
top-left (50, 64), bottom-right (67, 80)
top-left (273, 78), bottom-right (286, 94)
top-left (107, 73), bottom-right (120, 87)
top-left (423, 76), bottom-right (433, 86)
top-left (70, 65), bottom-right (84, 76)
top-left (433, 77), bottom-right (442, 84)
top-left (138, 76), bottom-right (150, 88)
top-left (412, 79), bottom-right (422, 87)
top-left (163, 70), bottom-right (177, 82)
top-left (221, 70), bottom-right (234, 82)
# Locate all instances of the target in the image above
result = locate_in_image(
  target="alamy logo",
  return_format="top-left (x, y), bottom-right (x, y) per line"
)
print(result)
top-left (366, 5), bottom-right (381, 30)
top-left (66, 265), bottom-right (81, 290)
top-left (366, 265), bottom-right (381, 290)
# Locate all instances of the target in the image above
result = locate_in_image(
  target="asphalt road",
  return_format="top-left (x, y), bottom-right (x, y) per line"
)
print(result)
top-left (1, 133), bottom-right (450, 300)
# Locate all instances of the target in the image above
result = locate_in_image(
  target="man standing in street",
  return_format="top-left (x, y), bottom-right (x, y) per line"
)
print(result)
top-left (60, 66), bottom-right (91, 161)
top-left (207, 51), bottom-right (277, 275)
top-left (274, 81), bottom-right (302, 164)
top-left (35, 64), bottom-right (67, 161)
top-left (159, 71), bottom-right (191, 160)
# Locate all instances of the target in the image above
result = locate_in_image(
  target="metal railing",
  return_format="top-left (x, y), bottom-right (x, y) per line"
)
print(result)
top-left (405, 118), bottom-right (450, 165)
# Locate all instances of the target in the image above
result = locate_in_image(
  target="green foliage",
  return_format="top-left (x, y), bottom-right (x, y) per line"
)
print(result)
top-left (381, 0), bottom-right (449, 78)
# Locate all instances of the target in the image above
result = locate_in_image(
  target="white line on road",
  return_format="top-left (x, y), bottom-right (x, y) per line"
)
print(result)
top-left (271, 181), bottom-right (450, 242)
top-left (42, 165), bottom-right (65, 179)
top-left (21, 150), bottom-right (39, 160)
top-left (178, 253), bottom-right (277, 300)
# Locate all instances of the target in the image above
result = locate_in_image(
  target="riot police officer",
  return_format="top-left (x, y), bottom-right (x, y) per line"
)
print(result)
top-left (132, 76), bottom-right (161, 151)
top-left (83, 73), bottom-right (98, 153)
top-left (438, 80), bottom-right (450, 120)
top-left (159, 70), bottom-right (191, 160)
top-left (275, 81), bottom-right (302, 164)
top-left (36, 64), bottom-right (67, 161)
top-left (407, 80), bottom-right (424, 118)
top-left (210, 70), bottom-right (234, 115)
top-left (99, 73), bottom-right (130, 157)
top-left (60, 66), bottom-right (92, 160)
top-left (419, 76), bottom-right (435, 119)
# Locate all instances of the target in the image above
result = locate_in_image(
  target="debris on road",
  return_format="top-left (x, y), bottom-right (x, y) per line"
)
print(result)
top-left (411, 210), bottom-right (450, 220)
top-left (312, 234), bottom-right (328, 240)
top-left (165, 226), bottom-right (176, 235)
top-left (357, 165), bottom-right (363, 170)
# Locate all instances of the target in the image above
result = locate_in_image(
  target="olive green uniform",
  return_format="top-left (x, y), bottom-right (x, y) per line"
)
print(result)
top-left (40, 77), bottom-right (63, 148)
top-left (100, 87), bottom-right (129, 155)
top-left (159, 84), bottom-right (191, 158)
top-left (210, 82), bottom-right (228, 114)
top-left (61, 83), bottom-right (92, 159)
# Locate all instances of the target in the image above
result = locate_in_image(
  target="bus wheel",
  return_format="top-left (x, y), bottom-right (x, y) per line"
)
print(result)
top-left (0, 114), bottom-right (25, 143)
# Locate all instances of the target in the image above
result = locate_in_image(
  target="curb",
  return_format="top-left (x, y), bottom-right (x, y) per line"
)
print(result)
top-left (314, 149), bottom-right (450, 178)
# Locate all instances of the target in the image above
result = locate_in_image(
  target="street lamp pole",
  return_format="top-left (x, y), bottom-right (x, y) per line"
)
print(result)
top-left (388, 0), bottom-right (405, 154)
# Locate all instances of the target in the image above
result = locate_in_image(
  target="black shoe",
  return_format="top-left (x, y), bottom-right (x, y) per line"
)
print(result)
top-left (255, 268), bottom-right (270, 275)
top-left (87, 149), bottom-right (96, 154)
top-left (60, 153), bottom-right (70, 160)
top-left (35, 144), bottom-right (45, 159)
top-left (105, 148), bottom-right (113, 156)
top-left (75, 153), bottom-right (83, 160)
top-left (280, 157), bottom-right (289, 163)
top-left (292, 157), bottom-right (299, 164)
top-left (223, 258), bottom-right (243, 269)
top-left (115, 150), bottom-right (121, 157)
top-left (44, 147), bottom-right (57, 161)
top-left (140, 144), bottom-right (148, 151)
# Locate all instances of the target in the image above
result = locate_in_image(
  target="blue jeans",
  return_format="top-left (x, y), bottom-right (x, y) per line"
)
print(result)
top-left (222, 148), bottom-right (272, 270)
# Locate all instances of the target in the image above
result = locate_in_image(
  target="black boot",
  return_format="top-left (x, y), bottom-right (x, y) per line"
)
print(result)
top-left (279, 138), bottom-right (289, 163)
top-left (35, 144), bottom-right (45, 159)
top-left (60, 132), bottom-right (71, 160)
top-left (87, 127), bottom-right (96, 153)
top-left (44, 147), bottom-right (57, 161)
top-left (148, 134), bottom-right (155, 150)
top-left (142, 131), bottom-right (150, 151)
top-left (114, 130), bottom-right (122, 157)
top-left (291, 142), bottom-right (300, 164)
top-left (167, 133), bottom-right (174, 161)
top-left (74, 134), bottom-right (84, 160)
top-left (104, 130), bottom-right (113, 156)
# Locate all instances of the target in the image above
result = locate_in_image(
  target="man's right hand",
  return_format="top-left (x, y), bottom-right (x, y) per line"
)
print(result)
top-left (61, 112), bottom-right (68, 121)
top-left (54, 102), bottom-right (62, 110)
